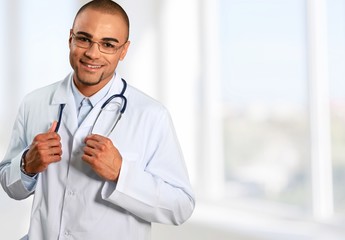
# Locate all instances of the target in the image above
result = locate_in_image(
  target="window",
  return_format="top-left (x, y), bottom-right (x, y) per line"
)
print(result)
top-left (328, 0), bottom-right (345, 216)
top-left (221, 0), bottom-right (310, 210)
top-left (220, 0), bottom-right (345, 224)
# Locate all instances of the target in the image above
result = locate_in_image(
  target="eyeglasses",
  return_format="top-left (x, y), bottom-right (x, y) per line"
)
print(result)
top-left (71, 32), bottom-right (126, 54)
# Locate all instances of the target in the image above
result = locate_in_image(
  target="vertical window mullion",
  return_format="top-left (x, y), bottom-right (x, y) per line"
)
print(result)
top-left (198, 0), bottom-right (225, 201)
top-left (307, 0), bottom-right (334, 220)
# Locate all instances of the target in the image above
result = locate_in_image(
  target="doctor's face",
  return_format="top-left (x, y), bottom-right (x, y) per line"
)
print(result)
top-left (69, 8), bottom-right (130, 95)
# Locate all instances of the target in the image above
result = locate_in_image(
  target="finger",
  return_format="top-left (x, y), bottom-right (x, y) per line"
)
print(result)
top-left (85, 138), bottom-right (101, 149)
top-left (85, 136), bottom-right (103, 149)
top-left (48, 121), bottom-right (58, 133)
top-left (83, 145), bottom-right (94, 156)
top-left (83, 145), bottom-right (102, 160)
top-left (82, 148), bottom-right (97, 166)
top-left (47, 145), bottom-right (63, 155)
top-left (85, 134), bottom-right (106, 143)
top-left (47, 154), bottom-right (62, 163)
top-left (82, 153), bottom-right (94, 165)
top-left (34, 138), bottom-right (61, 151)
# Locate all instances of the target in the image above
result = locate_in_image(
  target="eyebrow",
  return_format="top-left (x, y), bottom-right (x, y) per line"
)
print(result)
top-left (76, 31), bottom-right (119, 43)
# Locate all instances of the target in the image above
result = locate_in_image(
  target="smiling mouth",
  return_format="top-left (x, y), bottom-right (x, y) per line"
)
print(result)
top-left (81, 61), bottom-right (103, 70)
top-left (88, 64), bottom-right (101, 69)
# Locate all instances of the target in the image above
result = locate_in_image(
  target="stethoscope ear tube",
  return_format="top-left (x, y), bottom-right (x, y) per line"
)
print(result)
top-left (101, 79), bottom-right (127, 111)
top-left (55, 104), bottom-right (66, 132)
top-left (120, 95), bottom-right (127, 113)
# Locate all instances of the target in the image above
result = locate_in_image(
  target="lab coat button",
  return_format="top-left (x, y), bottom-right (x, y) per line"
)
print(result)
top-left (68, 190), bottom-right (75, 196)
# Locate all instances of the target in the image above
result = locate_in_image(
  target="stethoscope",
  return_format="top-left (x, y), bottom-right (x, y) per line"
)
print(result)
top-left (55, 78), bottom-right (127, 136)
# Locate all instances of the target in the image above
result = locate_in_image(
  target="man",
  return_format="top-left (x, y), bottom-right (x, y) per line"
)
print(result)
top-left (0, 0), bottom-right (195, 239)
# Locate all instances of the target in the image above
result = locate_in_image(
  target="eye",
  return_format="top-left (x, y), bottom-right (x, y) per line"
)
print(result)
top-left (102, 42), bottom-right (116, 49)
top-left (76, 36), bottom-right (91, 43)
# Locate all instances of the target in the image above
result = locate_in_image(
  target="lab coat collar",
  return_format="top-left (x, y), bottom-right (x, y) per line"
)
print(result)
top-left (51, 72), bottom-right (78, 136)
top-left (51, 72), bottom-right (74, 105)
top-left (51, 72), bottom-right (124, 105)
top-left (50, 72), bottom-right (126, 136)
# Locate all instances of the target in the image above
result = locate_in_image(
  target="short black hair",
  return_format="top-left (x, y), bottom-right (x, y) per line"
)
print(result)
top-left (73, 0), bottom-right (130, 40)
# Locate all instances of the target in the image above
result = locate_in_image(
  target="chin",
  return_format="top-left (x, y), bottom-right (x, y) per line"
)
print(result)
top-left (81, 80), bottom-right (101, 86)
top-left (76, 76), bottom-right (101, 87)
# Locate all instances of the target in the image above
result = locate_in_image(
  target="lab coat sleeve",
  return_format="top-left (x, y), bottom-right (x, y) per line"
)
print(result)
top-left (102, 109), bottom-right (195, 225)
top-left (0, 101), bottom-right (37, 200)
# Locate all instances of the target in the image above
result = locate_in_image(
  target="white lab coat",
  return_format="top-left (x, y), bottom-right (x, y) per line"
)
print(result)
top-left (0, 72), bottom-right (195, 240)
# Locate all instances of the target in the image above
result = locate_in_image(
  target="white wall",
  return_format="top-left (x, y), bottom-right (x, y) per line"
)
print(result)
top-left (2, 1), bottom-right (345, 240)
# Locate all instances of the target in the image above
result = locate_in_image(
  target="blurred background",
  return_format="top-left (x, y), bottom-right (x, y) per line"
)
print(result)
top-left (1, 0), bottom-right (345, 239)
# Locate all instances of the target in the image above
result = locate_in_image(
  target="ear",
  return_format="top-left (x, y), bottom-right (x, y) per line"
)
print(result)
top-left (119, 41), bottom-right (131, 61)
top-left (68, 29), bottom-right (73, 48)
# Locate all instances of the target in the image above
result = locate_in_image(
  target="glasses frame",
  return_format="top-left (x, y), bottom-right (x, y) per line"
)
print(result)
top-left (71, 32), bottom-right (127, 54)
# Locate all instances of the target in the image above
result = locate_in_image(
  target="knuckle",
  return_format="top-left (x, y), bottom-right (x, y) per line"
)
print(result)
top-left (99, 145), bottom-right (106, 151)
top-left (95, 152), bottom-right (102, 159)
top-left (35, 142), bottom-right (45, 149)
top-left (105, 138), bottom-right (113, 145)
top-left (33, 134), bottom-right (43, 141)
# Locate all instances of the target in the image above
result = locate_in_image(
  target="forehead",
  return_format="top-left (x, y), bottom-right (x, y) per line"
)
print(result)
top-left (73, 8), bottom-right (128, 41)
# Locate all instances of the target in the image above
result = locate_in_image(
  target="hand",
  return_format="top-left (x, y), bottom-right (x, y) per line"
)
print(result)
top-left (24, 121), bottom-right (63, 174)
top-left (82, 134), bottom-right (122, 181)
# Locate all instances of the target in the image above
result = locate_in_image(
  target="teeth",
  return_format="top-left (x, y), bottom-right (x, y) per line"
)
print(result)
top-left (87, 64), bottom-right (101, 69)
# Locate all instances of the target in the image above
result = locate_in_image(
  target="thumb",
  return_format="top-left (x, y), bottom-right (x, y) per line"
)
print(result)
top-left (48, 121), bottom-right (58, 133)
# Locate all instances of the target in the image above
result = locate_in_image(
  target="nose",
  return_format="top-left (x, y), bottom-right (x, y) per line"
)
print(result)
top-left (85, 42), bottom-right (101, 58)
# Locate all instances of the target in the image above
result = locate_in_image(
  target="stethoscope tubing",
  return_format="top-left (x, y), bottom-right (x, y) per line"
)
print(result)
top-left (55, 104), bottom-right (65, 132)
top-left (55, 78), bottom-right (127, 134)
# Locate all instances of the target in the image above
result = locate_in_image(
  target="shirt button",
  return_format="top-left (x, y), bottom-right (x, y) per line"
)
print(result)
top-left (77, 150), bottom-right (83, 155)
top-left (68, 190), bottom-right (75, 196)
top-left (64, 231), bottom-right (70, 237)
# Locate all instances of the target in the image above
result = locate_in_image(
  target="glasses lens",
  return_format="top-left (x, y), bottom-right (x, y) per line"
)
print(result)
top-left (99, 43), bottom-right (117, 54)
top-left (73, 36), bottom-right (88, 48)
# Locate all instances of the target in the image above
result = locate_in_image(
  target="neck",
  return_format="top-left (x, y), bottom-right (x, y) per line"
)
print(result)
top-left (73, 76), bottom-right (112, 97)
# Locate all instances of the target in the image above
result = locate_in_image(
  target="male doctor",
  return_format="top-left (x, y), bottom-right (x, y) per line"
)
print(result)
top-left (0, 0), bottom-right (195, 239)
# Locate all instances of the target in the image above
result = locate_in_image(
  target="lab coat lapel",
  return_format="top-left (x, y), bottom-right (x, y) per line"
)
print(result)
top-left (51, 73), bottom-right (78, 136)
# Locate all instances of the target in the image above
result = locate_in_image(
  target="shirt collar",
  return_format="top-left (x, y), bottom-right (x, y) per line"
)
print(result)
top-left (71, 74), bottom-right (115, 109)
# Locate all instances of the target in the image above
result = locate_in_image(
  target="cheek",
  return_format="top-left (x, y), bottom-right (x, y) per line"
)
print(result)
top-left (69, 48), bottom-right (82, 68)
top-left (69, 51), bottom-right (76, 69)
top-left (105, 57), bottom-right (120, 70)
